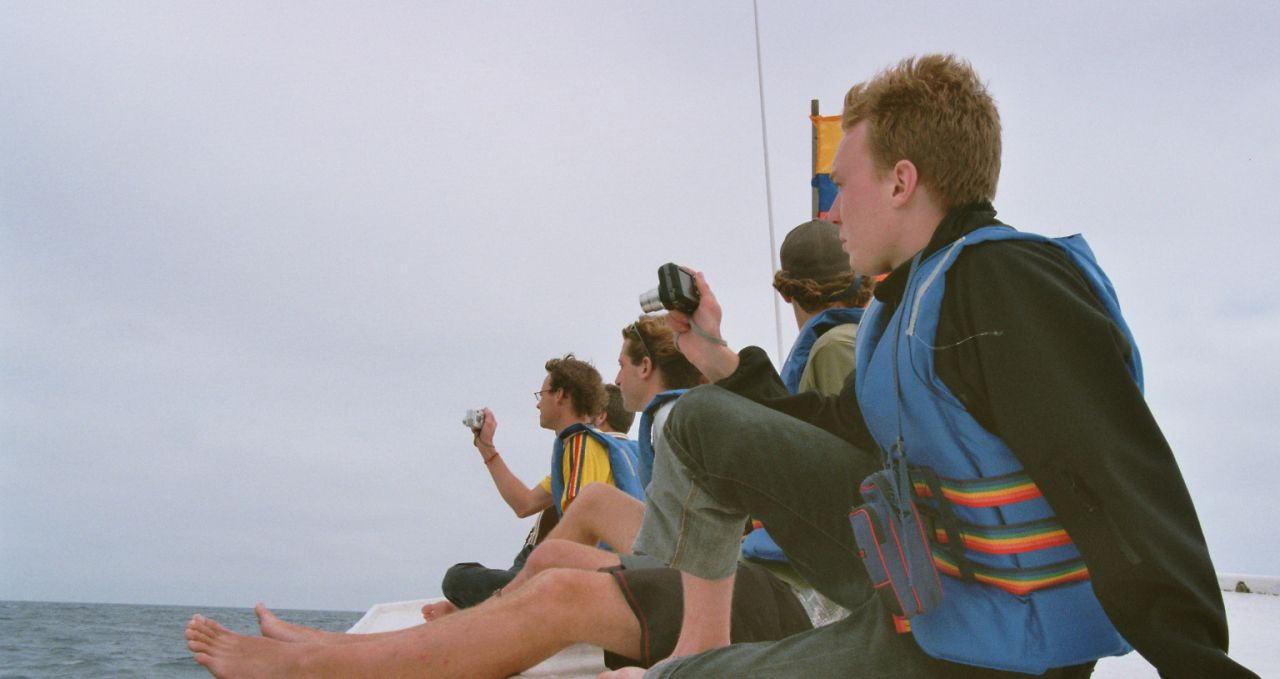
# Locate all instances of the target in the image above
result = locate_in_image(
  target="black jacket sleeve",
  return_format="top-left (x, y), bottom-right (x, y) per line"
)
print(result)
top-left (715, 345), bottom-right (877, 453)
top-left (936, 240), bottom-right (1253, 678)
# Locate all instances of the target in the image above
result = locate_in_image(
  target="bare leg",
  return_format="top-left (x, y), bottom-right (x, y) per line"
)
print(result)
top-left (189, 568), bottom-right (644, 678)
top-left (553, 482), bottom-right (644, 550)
top-left (257, 603), bottom-right (424, 645)
top-left (669, 571), bottom-right (733, 658)
top-left (502, 483), bottom-right (644, 595)
top-left (502, 538), bottom-right (622, 594)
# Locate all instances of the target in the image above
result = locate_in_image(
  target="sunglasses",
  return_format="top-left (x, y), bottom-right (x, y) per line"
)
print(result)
top-left (627, 323), bottom-right (653, 361)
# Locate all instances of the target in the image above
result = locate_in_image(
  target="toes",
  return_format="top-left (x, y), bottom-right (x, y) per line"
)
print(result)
top-left (187, 624), bottom-right (213, 646)
top-left (187, 614), bottom-right (229, 643)
top-left (187, 623), bottom-right (215, 652)
top-left (186, 621), bottom-right (207, 641)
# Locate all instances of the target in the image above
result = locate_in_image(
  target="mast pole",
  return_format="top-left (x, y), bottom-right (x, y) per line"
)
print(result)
top-left (811, 99), bottom-right (820, 218)
top-left (752, 0), bottom-right (784, 362)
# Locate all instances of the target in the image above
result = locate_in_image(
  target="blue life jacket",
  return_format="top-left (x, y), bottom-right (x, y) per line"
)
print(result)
top-left (854, 226), bottom-right (1139, 673)
top-left (549, 423), bottom-right (645, 517)
top-left (743, 307), bottom-right (865, 563)
top-left (636, 390), bottom-right (688, 488)
top-left (606, 433), bottom-right (641, 460)
top-left (778, 306), bottom-right (865, 393)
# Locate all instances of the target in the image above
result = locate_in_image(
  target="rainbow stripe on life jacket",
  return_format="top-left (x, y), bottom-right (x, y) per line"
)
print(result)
top-left (932, 551), bottom-right (1091, 596)
top-left (911, 467), bottom-right (1089, 596)
top-left (911, 470), bottom-right (1042, 507)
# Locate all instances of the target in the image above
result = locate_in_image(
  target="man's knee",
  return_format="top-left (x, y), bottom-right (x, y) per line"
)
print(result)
top-left (442, 562), bottom-right (484, 588)
top-left (524, 539), bottom-right (576, 575)
top-left (574, 481), bottom-right (621, 511)
top-left (560, 483), bottom-right (616, 542)
top-left (442, 561), bottom-right (513, 608)
top-left (524, 567), bottom-right (606, 608)
top-left (441, 562), bottom-right (480, 607)
top-left (666, 385), bottom-right (753, 470)
top-left (669, 384), bottom-right (733, 425)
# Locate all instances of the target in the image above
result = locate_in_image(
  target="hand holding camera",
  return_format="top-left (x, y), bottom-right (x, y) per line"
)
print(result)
top-left (463, 407), bottom-right (499, 461)
top-left (639, 263), bottom-right (739, 382)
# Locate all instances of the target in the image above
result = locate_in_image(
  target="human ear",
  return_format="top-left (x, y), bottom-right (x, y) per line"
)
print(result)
top-left (890, 159), bottom-right (919, 205)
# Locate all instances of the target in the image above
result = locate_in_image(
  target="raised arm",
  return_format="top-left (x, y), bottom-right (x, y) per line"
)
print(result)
top-left (471, 408), bottom-right (554, 518)
top-left (662, 269), bottom-right (740, 382)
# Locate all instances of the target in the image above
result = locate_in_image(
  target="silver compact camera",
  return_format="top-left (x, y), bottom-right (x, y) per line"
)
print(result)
top-left (462, 408), bottom-right (485, 430)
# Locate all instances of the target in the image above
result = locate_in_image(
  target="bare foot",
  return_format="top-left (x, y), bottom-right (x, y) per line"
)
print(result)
top-left (186, 614), bottom-right (309, 678)
top-left (256, 603), bottom-right (326, 643)
top-left (421, 599), bottom-right (458, 622)
top-left (257, 603), bottom-right (382, 646)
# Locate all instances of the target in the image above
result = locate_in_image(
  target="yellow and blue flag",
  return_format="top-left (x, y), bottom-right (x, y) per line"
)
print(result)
top-left (811, 115), bottom-right (843, 218)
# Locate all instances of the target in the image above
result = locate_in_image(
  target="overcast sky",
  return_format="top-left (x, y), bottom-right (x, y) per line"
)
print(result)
top-left (3, 2), bottom-right (1278, 612)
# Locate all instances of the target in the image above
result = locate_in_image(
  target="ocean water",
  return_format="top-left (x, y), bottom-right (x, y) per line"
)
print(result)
top-left (0, 600), bottom-right (361, 678)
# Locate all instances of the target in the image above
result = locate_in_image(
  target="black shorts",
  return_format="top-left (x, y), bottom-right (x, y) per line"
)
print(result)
top-left (602, 560), bottom-right (813, 669)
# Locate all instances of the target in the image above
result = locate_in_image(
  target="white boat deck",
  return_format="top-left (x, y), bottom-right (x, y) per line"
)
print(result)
top-left (349, 573), bottom-right (1279, 678)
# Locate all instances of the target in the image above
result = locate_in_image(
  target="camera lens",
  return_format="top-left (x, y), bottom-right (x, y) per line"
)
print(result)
top-left (638, 288), bottom-right (664, 313)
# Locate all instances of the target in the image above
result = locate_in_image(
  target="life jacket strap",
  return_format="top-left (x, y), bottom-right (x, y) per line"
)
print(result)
top-left (915, 466), bottom-right (972, 580)
top-left (931, 516), bottom-right (1073, 555)
top-left (932, 550), bottom-right (1091, 596)
top-left (910, 468), bottom-right (1043, 508)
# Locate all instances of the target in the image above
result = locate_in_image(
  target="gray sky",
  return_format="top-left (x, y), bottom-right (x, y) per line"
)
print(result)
top-left (2, 1), bottom-right (1278, 612)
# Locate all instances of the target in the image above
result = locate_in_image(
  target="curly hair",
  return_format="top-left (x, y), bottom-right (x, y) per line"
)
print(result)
top-left (621, 315), bottom-right (705, 390)
top-left (544, 354), bottom-right (607, 418)
top-left (843, 54), bottom-right (1001, 210)
top-left (772, 270), bottom-right (875, 313)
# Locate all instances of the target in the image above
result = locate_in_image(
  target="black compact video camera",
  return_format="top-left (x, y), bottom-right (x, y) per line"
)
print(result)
top-left (638, 263), bottom-right (699, 314)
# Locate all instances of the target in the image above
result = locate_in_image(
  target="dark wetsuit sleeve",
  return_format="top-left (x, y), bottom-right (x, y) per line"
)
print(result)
top-left (937, 240), bottom-right (1251, 677)
top-left (716, 345), bottom-right (876, 452)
